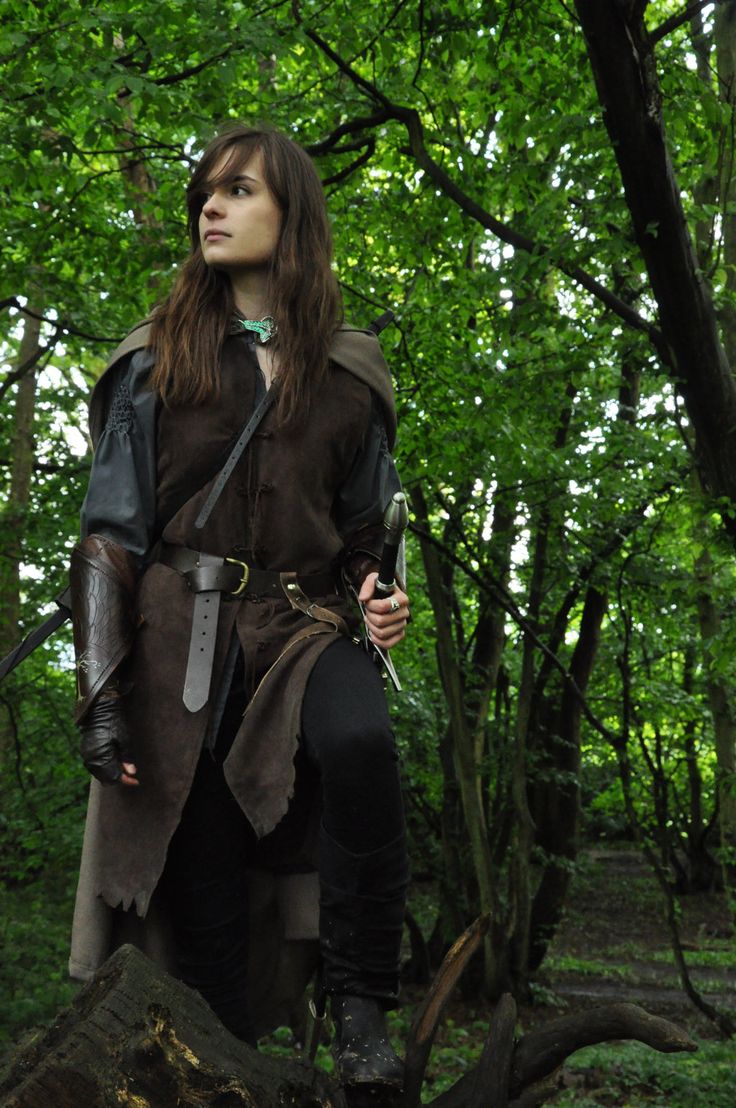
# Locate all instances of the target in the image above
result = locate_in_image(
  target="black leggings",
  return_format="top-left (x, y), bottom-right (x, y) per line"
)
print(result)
top-left (159, 636), bottom-right (404, 1037)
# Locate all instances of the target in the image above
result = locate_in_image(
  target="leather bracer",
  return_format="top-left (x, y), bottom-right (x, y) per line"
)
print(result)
top-left (341, 523), bottom-right (384, 594)
top-left (70, 534), bottom-right (138, 724)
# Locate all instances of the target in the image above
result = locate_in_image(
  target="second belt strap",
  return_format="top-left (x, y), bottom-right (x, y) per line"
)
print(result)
top-left (182, 550), bottom-right (221, 713)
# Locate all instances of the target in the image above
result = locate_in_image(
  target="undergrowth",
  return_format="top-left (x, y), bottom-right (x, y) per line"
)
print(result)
top-left (557, 1040), bottom-right (736, 1108)
top-left (0, 880), bottom-right (78, 1056)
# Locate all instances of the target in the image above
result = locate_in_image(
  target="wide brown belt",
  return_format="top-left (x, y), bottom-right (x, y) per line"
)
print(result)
top-left (159, 543), bottom-right (336, 599)
top-left (158, 543), bottom-right (337, 713)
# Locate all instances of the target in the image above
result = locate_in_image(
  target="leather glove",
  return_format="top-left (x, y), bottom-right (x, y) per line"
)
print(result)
top-left (79, 685), bottom-right (133, 786)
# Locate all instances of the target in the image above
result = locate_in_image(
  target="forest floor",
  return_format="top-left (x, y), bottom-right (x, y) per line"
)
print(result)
top-left (2, 845), bottom-right (735, 1106)
top-left (390, 846), bottom-right (736, 1106)
top-left (542, 847), bottom-right (733, 1022)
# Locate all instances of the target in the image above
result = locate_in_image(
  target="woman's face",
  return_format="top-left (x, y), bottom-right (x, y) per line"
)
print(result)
top-left (198, 149), bottom-right (282, 276)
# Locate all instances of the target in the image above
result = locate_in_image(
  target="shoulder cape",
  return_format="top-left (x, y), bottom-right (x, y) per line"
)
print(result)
top-left (89, 321), bottom-right (397, 450)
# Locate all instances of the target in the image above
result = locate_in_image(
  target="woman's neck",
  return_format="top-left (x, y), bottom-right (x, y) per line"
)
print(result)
top-left (230, 271), bottom-right (270, 320)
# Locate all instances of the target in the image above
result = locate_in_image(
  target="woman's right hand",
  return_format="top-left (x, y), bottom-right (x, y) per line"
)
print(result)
top-left (79, 689), bottom-right (139, 787)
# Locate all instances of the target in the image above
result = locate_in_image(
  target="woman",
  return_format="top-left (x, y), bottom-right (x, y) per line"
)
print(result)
top-left (69, 125), bottom-right (410, 1090)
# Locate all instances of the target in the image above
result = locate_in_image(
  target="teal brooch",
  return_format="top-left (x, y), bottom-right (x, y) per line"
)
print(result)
top-left (238, 316), bottom-right (277, 344)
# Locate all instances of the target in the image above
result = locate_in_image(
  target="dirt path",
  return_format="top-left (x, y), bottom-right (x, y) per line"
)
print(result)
top-left (538, 848), bottom-right (735, 1036)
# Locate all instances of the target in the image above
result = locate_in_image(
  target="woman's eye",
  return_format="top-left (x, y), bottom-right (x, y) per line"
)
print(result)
top-left (232, 185), bottom-right (250, 196)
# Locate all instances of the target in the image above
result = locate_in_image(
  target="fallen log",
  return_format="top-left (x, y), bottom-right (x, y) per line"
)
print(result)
top-left (0, 923), bottom-right (698, 1108)
top-left (0, 943), bottom-right (342, 1108)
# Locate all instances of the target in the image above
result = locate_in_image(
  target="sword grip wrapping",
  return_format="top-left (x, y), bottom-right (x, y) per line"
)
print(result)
top-left (373, 542), bottom-right (400, 597)
top-left (373, 492), bottom-right (408, 598)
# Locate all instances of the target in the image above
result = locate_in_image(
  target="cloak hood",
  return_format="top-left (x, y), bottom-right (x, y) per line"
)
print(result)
top-left (89, 320), bottom-right (397, 450)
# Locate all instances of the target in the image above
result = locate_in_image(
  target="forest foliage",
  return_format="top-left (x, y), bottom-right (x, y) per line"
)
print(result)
top-left (1, 0), bottom-right (736, 1073)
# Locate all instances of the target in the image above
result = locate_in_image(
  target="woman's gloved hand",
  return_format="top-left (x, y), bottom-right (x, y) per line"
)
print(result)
top-left (79, 685), bottom-right (139, 787)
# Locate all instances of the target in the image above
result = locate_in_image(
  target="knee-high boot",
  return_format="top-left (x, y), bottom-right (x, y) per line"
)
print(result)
top-left (318, 824), bottom-right (409, 1089)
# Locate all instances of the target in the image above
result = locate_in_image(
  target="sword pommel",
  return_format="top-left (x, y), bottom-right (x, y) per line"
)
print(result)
top-left (382, 491), bottom-right (409, 546)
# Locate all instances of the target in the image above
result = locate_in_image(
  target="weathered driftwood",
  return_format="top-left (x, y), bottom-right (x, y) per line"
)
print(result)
top-left (0, 921), bottom-right (698, 1108)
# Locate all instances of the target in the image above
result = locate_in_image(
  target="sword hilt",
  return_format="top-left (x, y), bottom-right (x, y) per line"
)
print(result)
top-left (373, 492), bottom-right (409, 598)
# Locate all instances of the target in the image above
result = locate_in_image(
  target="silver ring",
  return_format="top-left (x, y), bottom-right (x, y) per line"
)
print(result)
top-left (389, 598), bottom-right (401, 613)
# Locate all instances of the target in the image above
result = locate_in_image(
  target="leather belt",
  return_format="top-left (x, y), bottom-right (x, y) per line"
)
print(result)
top-left (159, 543), bottom-right (336, 599)
top-left (158, 543), bottom-right (337, 713)
top-left (183, 550), bottom-right (221, 713)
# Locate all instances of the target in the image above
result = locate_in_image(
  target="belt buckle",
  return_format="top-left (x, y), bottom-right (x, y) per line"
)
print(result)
top-left (225, 557), bottom-right (250, 597)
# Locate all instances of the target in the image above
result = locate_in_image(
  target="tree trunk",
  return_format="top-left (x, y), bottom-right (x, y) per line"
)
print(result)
top-left (0, 307), bottom-right (42, 757)
top-left (409, 486), bottom-right (498, 994)
top-left (694, 547), bottom-right (736, 912)
top-left (0, 309), bottom-right (42, 658)
top-left (715, 1), bottom-right (736, 358)
top-left (528, 349), bottom-right (639, 968)
top-left (675, 642), bottom-right (719, 893)
top-left (429, 719), bottom-right (474, 966)
top-left (507, 624), bottom-right (535, 996)
top-left (575, 0), bottom-right (736, 538)
top-left (508, 385), bottom-right (577, 988)
top-left (528, 584), bottom-right (606, 969)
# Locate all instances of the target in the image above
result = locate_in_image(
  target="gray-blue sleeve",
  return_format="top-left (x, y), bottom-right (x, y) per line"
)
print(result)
top-left (335, 397), bottom-right (402, 537)
top-left (80, 349), bottom-right (157, 558)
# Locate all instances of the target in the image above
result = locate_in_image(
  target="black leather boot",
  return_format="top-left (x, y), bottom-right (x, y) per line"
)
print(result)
top-left (318, 826), bottom-right (409, 1090)
top-left (331, 994), bottom-right (404, 1090)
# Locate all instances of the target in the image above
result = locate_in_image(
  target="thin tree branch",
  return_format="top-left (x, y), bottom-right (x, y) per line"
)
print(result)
top-left (649, 1), bottom-right (713, 47)
top-left (323, 140), bottom-right (376, 187)
top-left (0, 339), bottom-right (57, 405)
top-left (0, 343), bottom-right (53, 400)
top-left (413, 0), bottom-right (428, 87)
top-left (294, 17), bottom-right (669, 360)
top-left (0, 690), bottom-right (42, 824)
top-left (0, 20), bottom-right (76, 66)
top-left (0, 458), bottom-right (89, 476)
top-left (150, 48), bottom-right (234, 87)
top-left (71, 140), bottom-right (189, 159)
top-left (2, 299), bottom-right (121, 344)
top-left (306, 110), bottom-right (392, 155)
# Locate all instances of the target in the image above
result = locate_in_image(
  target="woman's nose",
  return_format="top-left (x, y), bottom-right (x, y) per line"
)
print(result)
top-left (202, 191), bottom-right (224, 217)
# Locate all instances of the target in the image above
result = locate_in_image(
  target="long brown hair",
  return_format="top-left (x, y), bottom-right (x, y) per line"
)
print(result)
top-left (148, 125), bottom-right (343, 423)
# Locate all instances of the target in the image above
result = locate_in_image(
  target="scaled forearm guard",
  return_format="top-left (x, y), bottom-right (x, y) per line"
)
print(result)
top-left (70, 534), bottom-right (138, 724)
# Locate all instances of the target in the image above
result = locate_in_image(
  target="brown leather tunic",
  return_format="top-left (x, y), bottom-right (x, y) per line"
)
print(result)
top-left (83, 328), bottom-right (395, 916)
